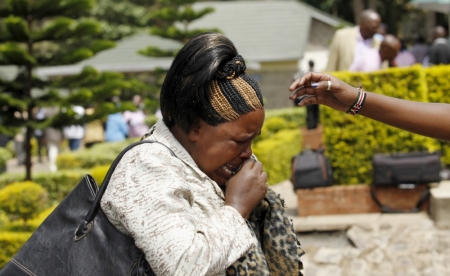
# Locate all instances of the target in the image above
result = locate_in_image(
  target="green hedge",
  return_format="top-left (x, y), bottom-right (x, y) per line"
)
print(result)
top-left (0, 170), bottom-right (89, 205)
top-left (253, 110), bottom-right (303, 185)
top-left (253, 128), bottom-right (301, 185)
top-left (56, 138), bottom-right (138, 170)
top-left (265, 107), bottom-right (305, 128)
top-left (0, 231), bottom-right (31, 268)
top-left (424, 65), bottom-right (450, 165)
top-left (327, 66), bottom-right (442, 184)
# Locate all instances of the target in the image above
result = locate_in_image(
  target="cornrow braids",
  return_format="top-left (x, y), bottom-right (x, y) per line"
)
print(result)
top-left (160, 32), bottom-right (263, 133)
top-left (207, 55), bottom-right (264, 124)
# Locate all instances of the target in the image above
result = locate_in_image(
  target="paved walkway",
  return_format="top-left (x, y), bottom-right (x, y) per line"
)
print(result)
top-left (271, 180), bottom-right (450, 276)
top-left (5, 156), bottom-right (51, 175)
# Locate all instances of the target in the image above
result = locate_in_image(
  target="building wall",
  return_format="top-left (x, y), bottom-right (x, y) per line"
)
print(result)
top-left (306, 18), bottom-right (336, 51)
top-left (300, 18), bottom-right (338, 73)
top-left (248, 60), bottom-right (298, 109)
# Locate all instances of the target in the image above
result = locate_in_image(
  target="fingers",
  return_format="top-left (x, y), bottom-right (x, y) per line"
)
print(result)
top-left (289, 84), bottom-right (325, 102)
top-left (296, 95), bottom-right (318, 107)
top-left (261, 171), bottom-right (268, 182)
top-left (289, 72), bottom-right (332, 91)
top-left (241, 158), bottom-right (256, 169)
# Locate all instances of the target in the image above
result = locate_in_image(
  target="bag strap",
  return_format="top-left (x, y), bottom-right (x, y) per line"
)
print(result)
top-left (370, 184), bottom-right (429, 213)
top-left (84, 140), bottom-right (175, 223)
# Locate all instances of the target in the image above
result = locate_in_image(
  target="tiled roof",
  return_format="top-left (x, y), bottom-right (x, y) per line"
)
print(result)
top-left (190, 0), bottom-right (312, 62)
top-left (36, 34), bottom-right (182, 78)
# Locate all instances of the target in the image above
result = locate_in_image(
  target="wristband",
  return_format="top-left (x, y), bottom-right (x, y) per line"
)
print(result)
top-left (346, 86), bottom-right (366, 116)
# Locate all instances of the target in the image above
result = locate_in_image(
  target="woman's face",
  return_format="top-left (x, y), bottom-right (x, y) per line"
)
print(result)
top-left (188, 109), bottom-right (265, 187)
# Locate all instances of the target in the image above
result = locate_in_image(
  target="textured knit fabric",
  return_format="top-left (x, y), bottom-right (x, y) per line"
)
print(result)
top-left (101, 118), bottom-right (303, 275)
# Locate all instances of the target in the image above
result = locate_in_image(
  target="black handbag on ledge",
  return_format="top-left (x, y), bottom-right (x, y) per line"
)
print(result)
top-left (0, 140), bottom-right (169, 276)
top-left (371, 151), bottom-right (441, 213)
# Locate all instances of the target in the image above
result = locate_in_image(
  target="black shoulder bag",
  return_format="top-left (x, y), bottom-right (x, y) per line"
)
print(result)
top-left (291, 149), bottom-right (333, 189)
top-left (0, 140), bottom-right (173, 276)
top-left (371, 151), bottom-right (441, 213)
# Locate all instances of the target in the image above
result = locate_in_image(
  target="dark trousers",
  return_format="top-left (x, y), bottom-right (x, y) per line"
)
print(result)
top-left (68, 139), bottom-right (82, 151)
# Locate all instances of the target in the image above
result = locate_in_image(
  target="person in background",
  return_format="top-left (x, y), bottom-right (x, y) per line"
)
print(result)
top-left (410, 34), bottom-right (429, 65)
top-left (289, 72), bottom-right (450, 141)
top-left (43, 107), bottom-right (63, 172)
top-left (13, 128), bottom-right (26, 165)
top-left (425, 26), bottom-right (450, 66)
top-left (83, 104), bottom-right (105, 148)
top-left (122, 95), bottom-right (149, 138)
top-left (104, 97), bottom-right (129, 142)
top-left (34, 107), bottom-right (46, 162)
top-left (63, 105), bottom-right (85, 151)
top-left (393, 39), bottom-right (416, 67)
top-left (326, 9), bottom-right (382, 72)
top-left (349, 34), bottom-right (401, 72)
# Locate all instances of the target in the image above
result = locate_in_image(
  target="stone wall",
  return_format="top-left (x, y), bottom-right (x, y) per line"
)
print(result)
top-left (296, 184), bottom-right (429, 216)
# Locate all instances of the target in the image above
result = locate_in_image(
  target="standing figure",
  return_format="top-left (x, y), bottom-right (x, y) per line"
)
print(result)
top-left (63, 105), bottom-right (85, 151)
top-left (326, 9), bottom-right (382, 72)
top-left (122, 95), bottom-right (149, 138)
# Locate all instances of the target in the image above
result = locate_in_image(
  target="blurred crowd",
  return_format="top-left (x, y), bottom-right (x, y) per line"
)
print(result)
top-left (296, 9), bottom-right (450, 134)
top-left (1, 94), bottom-right (159, 173)
top-left (326, 9), bottom-right (450, 74)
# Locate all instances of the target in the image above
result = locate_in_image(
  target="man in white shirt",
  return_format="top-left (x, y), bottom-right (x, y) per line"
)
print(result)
top-left (326, 9), bottom-right (382, 72)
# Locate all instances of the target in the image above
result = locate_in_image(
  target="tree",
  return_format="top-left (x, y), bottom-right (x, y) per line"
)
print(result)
top-left (140, 0), bottom-right (220, 57)
top-left (91, 0), bottom-right (156, 41)
top-left (0, 0), bottom-right (138, 180)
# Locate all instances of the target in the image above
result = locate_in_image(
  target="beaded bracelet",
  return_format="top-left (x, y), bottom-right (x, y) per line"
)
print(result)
top-left (346, 86), bottom-right (366, 116)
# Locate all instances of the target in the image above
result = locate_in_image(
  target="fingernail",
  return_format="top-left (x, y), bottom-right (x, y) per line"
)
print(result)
top-left (311, 83), bottom-right (319, 88)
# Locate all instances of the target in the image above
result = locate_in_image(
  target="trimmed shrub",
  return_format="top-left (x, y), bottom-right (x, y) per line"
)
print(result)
top-left (90, 165), bottom-right (110, 184)
top-left (0, 231), bottom-right (31, 269)
top-left (0, 182), bottom-right (48, 228)
top-left (0, 211), bottom-right (8, 229)
top-left (1, 206), bottom-right (56, 232)
top-left (253, 128), bottom-right (302, 185)
top-left (57, 139), bottom-right (138, 170)
top-left (265, 107), bottom-right (306, 128)
top-left (327, 66), bottom-right (440, 184)
top-left (0, 170), bottom-right (88, 205)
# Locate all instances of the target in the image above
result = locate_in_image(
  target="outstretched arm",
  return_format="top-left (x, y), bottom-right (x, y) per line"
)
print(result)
top-left (289, 72), bottom-right (450, 141)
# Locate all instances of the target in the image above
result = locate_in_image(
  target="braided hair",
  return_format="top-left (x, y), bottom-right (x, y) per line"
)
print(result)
top-left (160, 32), bottom-right (264, 134)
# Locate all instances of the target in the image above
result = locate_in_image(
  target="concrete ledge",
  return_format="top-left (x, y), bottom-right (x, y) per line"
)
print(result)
top-left (430, 181), bottom-right (450, 229)
top-left (291, 212), bottom-right (432, 232)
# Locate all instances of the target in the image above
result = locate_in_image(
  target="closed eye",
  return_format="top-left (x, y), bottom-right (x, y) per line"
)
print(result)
top-left (235, 140), bottom-right (247, 145)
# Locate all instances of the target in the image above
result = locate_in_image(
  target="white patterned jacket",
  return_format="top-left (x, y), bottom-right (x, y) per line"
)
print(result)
top-left (101, 119), bottom-right (255, 276)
